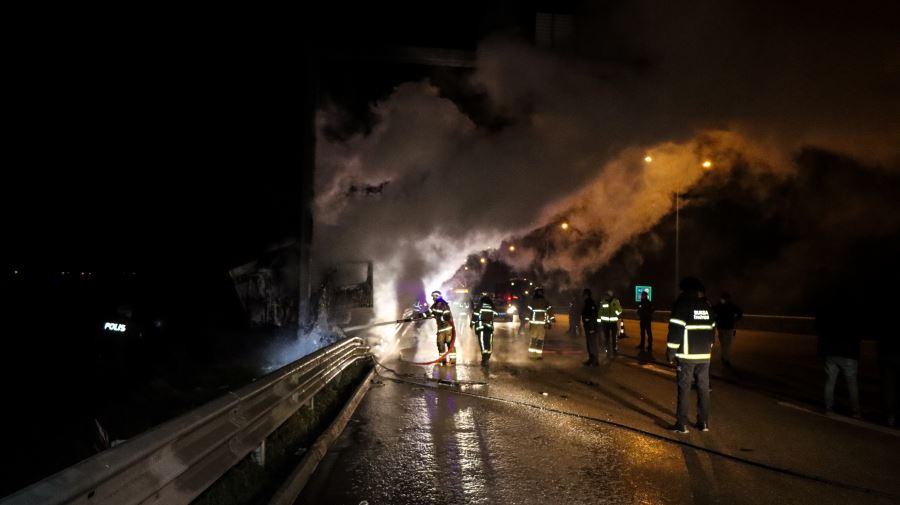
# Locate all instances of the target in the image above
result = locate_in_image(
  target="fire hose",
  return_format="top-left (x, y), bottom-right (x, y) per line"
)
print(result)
top-left (341, 314), bottom-right (456, 365)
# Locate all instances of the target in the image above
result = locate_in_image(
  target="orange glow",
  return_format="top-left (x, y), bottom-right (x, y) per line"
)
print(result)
top-left (508, 245), bottom-right (516, 252)
top-left (561, 222), bottom-right (569, 230)
top-left (644, 155), bottom-right (653, 162)
top-left (702, 160), bottom-right (713, 169)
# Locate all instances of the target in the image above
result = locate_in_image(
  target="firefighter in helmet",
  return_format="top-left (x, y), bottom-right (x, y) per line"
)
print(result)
top-left (425, 290), bottom-right (455, 365)
top-left (527, 287), bottom-right (554, 358)
top-left (471, 294), bottom-right (498, 366)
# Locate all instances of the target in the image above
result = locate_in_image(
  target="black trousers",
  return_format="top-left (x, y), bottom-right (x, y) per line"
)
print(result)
top-left (583, 322), bottom-right (599, 362)
top-left (478, 328), bottom-right (493, 356)
top-left (601, 322), bottom-right (618, 354)
top-left (676, 361), bottom-right (710, 426)
top-left (639, 320), bottom-right (653, 349)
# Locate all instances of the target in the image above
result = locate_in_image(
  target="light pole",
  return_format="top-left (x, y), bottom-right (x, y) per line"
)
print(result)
top-left (644, 156), bottom-right (713, 294)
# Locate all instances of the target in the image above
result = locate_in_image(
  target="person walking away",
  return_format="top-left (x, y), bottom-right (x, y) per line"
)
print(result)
top-left (712, 292), bottom-right (743, 367)
top-left (471, 295), bottom-right (498, 366)
top-left (815, 297), bottom-right (861, 418)
top-left (636, 290), bottom-right (654, 352)
top-left (667, 276), bottom-right (716, 434)
top-left (527, 288), bottom-right (553, 359)
top-left (598, 290), bottom-right (623, 357)
top-left (581, 289), bottom-right (600, 366)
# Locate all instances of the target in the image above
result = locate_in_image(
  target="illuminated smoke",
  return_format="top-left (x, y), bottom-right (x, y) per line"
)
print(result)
top-left (313, 2), bottom-right (899, 335)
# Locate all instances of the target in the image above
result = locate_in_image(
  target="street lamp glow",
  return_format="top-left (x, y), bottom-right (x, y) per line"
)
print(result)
top-left (479, 257), bottom-right (486, 264)
top-left (560, 222), bottom-right (569, 230)
top-left (644, 155), bottom-right (653, 163)
top-left (702, 160), bottom-right (713, 169)
top-left (509, 245), bottom-right (516, 252)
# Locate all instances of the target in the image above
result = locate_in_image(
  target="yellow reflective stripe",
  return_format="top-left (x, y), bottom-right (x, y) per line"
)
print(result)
top-left (437, 327), bottom-right (453, 333)
top-left (676, 353), bottom-right (712, 360)
top-left (686, 325), bottom-right (714, 330)
top-left (669, 318), bottom-right (687, 326)
top-left (528, 348), bottom-right (543, 353)
top-left (667, 343), bottom-right (680, 349)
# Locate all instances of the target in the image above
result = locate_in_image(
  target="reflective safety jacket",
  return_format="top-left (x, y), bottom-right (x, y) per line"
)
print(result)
top-left (526, 297), bottom-right (553, 324)
top-left (597, 297), bottom-right (623, 323)
top-left (472, 302), bottom-right (498, 332)
top-left (666, 292), bottom-right (716, 361)
top-left (427, 299), bottom-right (453, 333)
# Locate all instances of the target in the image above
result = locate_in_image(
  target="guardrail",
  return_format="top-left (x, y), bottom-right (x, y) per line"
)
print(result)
top-left (619, 309), bottom-right (815, 334)
top-left (2, 337), bottom-right (370, 505)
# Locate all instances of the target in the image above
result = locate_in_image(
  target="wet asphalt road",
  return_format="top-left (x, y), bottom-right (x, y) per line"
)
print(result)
top-left (296, 318), bottom-right (900, 505)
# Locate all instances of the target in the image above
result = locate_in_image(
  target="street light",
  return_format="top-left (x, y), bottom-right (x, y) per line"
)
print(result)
top-left (644, 156), bottom-right (714, 293)
top-left (560, 222), bottom-right (569, 230)
top-left (509, 245), bottom-right (516, 252)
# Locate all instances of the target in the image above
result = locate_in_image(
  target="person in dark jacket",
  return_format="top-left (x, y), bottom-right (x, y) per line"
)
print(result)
top-left (568, 294), bottom-right (582, 337)
top-left (815, 298), bottom-right (861, 418)
top-left (636, 290), bottom-right (654, 352)
top-left (712, 292), bottom-right (743, 367)
top-left (667, 276), bottom-right (716, 434)
top-left (877, 331), bottom-right (900, 426)
top-left (581, 289), bottom-right (600, 366)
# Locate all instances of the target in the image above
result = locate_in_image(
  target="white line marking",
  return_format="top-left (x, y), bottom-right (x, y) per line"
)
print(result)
top-left (777, 401), bottom-right (900, 437)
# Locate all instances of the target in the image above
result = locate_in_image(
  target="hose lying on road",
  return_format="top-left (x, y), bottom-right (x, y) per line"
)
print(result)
top-left (368, 353), bottom-right (487, 386)
top-left (375, 368), bottom-right (899, 502)
top-left (344, 315), bottom-right (462, 366)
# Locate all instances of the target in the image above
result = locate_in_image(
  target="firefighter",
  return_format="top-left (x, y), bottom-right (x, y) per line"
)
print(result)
top-left (425, 290), bottom-right (455, 365)
top-left (597, 289), bottom-right (623, 357)
top-left (526, 287), bottom-right (554, 358)
top-left (471, 295), bottom-right (498, 366)
top-left (667, 276), bottom-right (717, 433)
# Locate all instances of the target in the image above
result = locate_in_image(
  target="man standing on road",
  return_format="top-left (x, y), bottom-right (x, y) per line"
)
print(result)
top-left (598, 289), bottom-right (623, 357)
top-left (471, 295), bottom-right (498, 367)
top-left (526, 288), bottom-right (553, 359)
top-left (712, 292), bottom-right (743, 367)
top-left (815, 298), bottom-right (861, 418)
top-left (581, 288), bottom-right (600, 366)
top-left (667, 276), bottom-right (717, 434)
top-left (636, 290), bottom-right (654, 352)
top-left (568, 294), bottom-right (582, 337)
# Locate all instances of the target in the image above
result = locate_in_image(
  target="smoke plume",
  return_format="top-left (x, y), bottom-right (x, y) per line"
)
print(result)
top-left (313, 0), bottom-right (900, 325)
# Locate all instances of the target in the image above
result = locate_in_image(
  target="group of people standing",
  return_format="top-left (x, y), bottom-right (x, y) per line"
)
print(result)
top-left (574, 278), bottom-right (742, 434)
top-left (579, 289), bottom-right (624, 366)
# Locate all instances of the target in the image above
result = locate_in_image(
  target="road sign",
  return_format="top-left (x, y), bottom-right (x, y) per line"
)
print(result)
top-left (635, 285), bottom-right (652, 302)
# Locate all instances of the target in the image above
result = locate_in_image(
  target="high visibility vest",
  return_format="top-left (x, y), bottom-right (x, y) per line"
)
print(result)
top-left (597, 298), bottom-right (623, 322)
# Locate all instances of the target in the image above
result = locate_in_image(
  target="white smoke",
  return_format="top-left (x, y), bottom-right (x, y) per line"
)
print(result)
top-left (313, 2), bottom-right (899, 341)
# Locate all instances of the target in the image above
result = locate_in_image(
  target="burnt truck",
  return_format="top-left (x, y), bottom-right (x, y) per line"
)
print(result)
top-left (229, 240), bottom-right (374, 330)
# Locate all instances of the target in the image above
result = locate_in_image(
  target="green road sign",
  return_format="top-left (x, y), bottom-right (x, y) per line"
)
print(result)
top-left (635, 285), bottom-right (652, 302)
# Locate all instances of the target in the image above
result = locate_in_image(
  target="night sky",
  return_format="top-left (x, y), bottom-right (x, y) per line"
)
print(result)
top-left (4, 1), bottom-right (899, 310)
top-left (2, 1), bottom-right (900, 496)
